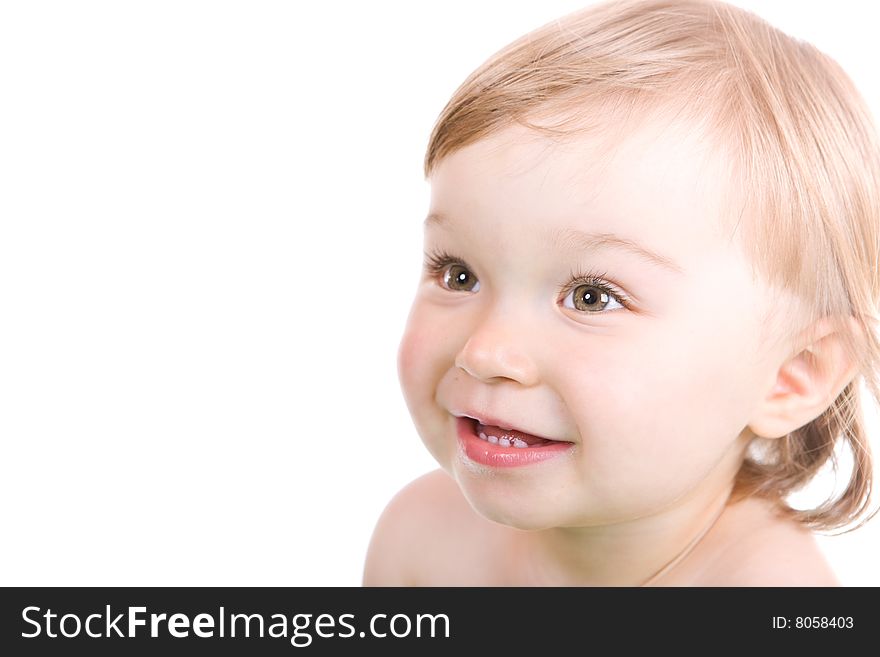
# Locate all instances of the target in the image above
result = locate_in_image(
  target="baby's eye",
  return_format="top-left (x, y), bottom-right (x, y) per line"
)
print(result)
top-left (424, 249), bottom-right (481, 293)
top-left (561, 283), bottom-right (625, 313)
top-left (440, 263), bottom-right (480, 293)
top-left (424, 249), bottom-right (631, 314)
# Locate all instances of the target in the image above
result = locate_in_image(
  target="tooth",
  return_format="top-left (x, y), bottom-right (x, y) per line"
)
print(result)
top-left (478, 432), bottom-right (488, 441)
top-left (488, 435), bottom-right (498, 444)
top-left (513, 438), bottom-right (527, 448)
top-left (499, 438), bottom-right (511, 447)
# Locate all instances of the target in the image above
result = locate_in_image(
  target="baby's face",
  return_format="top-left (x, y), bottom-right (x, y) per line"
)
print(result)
top-left (398, 117), bottom-right (784, 529)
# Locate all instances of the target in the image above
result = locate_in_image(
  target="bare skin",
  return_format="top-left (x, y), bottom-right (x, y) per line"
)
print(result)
top-left (363, 468), bottom-right (839, 586)
top-left (368, 114), bottom-right (855, 587)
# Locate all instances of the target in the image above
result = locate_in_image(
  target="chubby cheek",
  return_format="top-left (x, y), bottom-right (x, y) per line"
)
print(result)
top-left (563, 319), bottom-right (754, 512)
top-left (397, 301), bottom-right (456, 463)
top-left (397, 317), bottom-right (434, 424)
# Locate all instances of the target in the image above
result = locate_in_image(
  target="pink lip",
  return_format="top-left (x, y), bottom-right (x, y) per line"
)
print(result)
top-left (455, 416), bottom-right (575, 468)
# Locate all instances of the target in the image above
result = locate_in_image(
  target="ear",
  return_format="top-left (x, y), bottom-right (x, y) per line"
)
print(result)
top-left (748, 316), bottom-right (861, 440)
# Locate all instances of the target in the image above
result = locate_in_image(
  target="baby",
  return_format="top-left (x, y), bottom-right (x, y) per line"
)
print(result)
top-left (364, 0), bottom-right (880, 586)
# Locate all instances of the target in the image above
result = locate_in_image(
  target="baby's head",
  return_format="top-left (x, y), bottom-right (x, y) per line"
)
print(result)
top-left (397, 0), bottom-right (880, 534)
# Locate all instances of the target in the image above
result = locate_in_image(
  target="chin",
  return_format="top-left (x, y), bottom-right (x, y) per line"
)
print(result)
top-left (473, 501), bottom-right (561, 531)
top-left (453, 476), bottom-right (564, 531)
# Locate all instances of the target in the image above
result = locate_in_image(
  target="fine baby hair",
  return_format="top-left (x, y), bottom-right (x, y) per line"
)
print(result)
top-left (424, 0), bottom-right (880, 534)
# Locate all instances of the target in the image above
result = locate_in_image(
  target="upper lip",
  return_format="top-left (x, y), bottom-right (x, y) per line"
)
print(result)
top-left (452, 410), bottom-right (567, 442)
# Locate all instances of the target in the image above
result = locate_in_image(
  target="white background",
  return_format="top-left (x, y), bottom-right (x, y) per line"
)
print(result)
top-left (1, 0), bottom-right (878, 586)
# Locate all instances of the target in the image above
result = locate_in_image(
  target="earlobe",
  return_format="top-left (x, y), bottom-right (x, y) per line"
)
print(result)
top-left (748, 317), bottom-right (860, 440)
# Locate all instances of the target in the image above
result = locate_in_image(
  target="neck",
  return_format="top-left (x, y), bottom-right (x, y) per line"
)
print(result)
top-left (513, 479), bottom-right (736, 587)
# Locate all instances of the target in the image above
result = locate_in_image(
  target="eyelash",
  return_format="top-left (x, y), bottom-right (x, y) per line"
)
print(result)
top-left (422, 248), bottom-right (633, 312)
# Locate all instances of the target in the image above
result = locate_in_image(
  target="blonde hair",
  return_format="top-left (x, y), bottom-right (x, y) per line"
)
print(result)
top-left (424, 0), bottom-right (880, 533)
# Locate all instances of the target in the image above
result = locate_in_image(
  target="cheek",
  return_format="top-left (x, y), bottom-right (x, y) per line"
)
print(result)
top-left (563, 318), bottom-right (754, 489)
top-left (397, 302), bottom-right (451, 413)
top-left (397, 302), bottom-right (462, 469)
top-left (397, 321), bottom-right (428, 411)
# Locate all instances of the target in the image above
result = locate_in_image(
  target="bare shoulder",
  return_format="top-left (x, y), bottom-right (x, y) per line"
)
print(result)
top-left (700, 497), bottom-right (840, 586)
top-left (362, 469), bottom-right (488, 586)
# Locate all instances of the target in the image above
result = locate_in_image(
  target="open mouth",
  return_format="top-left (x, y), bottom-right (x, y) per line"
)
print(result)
top-left (471, 418), bottom-right (564, 448)
top-left (456, 417), bottom-right (575, 468)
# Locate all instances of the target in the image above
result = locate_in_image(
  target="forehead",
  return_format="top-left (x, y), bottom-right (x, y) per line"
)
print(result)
top-left (428, 117), bottom-right (735, 269)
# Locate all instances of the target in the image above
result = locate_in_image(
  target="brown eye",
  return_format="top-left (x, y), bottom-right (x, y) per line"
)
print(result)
top-left (566, 284), bottom-right (622, 313)
top-left (443, 264), bottom-right (479, 292)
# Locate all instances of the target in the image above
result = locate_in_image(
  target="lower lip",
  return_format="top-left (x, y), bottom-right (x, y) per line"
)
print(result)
top-left (455, 417), bottom-right (575, 468)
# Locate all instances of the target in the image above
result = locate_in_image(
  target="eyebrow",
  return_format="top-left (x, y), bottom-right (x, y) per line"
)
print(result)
top-left (424, 212), bottom-right (684, 275)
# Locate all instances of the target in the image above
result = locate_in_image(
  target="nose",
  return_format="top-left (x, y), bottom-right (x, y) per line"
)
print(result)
top-left (454, 310), bottom-right (539, 386)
